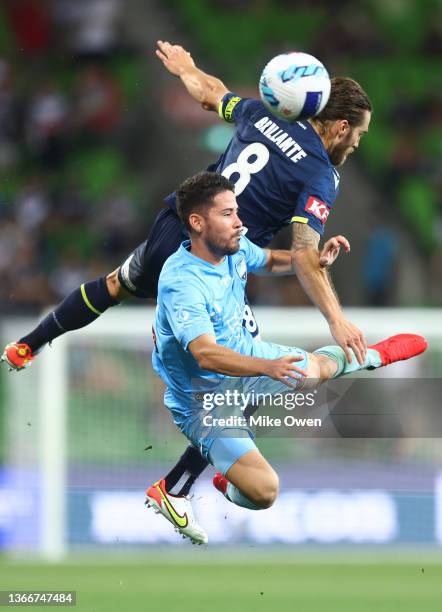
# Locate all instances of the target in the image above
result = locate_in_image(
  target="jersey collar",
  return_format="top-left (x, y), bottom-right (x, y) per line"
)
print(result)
top-left (179, 240), bottom-right (229, 270)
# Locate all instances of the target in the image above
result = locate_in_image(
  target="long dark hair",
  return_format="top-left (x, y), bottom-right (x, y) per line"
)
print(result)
top-left (314, 76), bottom-right (372, 127)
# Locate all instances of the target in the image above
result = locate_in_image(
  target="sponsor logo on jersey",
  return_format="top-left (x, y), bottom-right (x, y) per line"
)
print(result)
top-left (235, 256), bottom-right (247, 281)
top-left (176, 304), bottom-right (191, 324)
top-left (223, 96), bottom-right (242, 123)
top-left (305, 196), bottom-right (330, 223)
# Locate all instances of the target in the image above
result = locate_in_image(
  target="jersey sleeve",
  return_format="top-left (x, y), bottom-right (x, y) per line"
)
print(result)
top-left (163, 191), bottom-right (177, 209)
top-left (240, 235), bottom-right (269, 272)
top-left (218, 92), bottom-right (262, 125)
top-left (162, 278), bottom-right (214, 350)
top-left (290, 169), bottom-right (337, 236)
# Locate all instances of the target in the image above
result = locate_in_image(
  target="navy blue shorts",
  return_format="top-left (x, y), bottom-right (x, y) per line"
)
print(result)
top-left (118, 207), bottom-right (187, 299)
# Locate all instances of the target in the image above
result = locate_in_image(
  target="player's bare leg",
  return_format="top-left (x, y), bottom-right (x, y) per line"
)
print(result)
top-left (214, 449), bottom-right (279, 510)
top-left (213, 333), bottom-right (427, 509)
top-left (211, 354), bottom-right (337, 510)
top-left (104, 268), bottom-right (131, 301)
top-left (313, 333), bottom-right (427, 380)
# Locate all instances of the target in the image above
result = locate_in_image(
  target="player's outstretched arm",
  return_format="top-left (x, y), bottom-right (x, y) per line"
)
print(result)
top-left (156, 40), bottom-right (229, 111)
top-left (189, 334), bottom-right (306, 387)
top-left (290, 222), bottom-right (367, 365)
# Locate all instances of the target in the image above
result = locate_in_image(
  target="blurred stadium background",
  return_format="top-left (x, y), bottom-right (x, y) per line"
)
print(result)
top-left (0, 0), bottom-right (441, 610)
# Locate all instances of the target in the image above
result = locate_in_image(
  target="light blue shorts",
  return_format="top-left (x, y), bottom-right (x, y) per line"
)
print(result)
top-left (166, 341), bottom-right (309, 473)
top-left (175, 413), bottom-right (256, 471)
top-left (208, 433), bottom-right (257, 476)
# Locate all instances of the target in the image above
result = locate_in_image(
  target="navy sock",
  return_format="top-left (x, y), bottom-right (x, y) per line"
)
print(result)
top-left (164, 445), bottom-right (209, 496)
top-left (19, 277), bottom-right (118, 352)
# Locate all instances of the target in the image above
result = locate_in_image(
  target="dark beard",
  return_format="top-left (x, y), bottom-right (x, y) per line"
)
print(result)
top-left (206, 238), bottom-right (240, 258)
top-left (329, 146), bottom-right (348, 166)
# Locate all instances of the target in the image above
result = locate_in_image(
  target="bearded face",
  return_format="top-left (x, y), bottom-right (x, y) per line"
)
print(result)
top-left (328, 130), bottom-right (358, 166)
top-left (320, 110), bottom-right (371, 167)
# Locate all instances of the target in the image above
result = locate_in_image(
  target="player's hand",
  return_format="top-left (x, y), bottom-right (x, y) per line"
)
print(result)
top-left (156, 40), bottom-right (195, 77)
top-left (264, 355), bottom-right (307, 388)
top-left (329, 318), bottom-right (367, 365)
top-left (319, 235), bottom-right (350, 267)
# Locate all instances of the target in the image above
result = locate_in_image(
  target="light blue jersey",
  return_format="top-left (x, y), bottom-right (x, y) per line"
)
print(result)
top-left (152, 235), bottom-right (309, 469)
top-left (153, 235), bottom-right (268, 408)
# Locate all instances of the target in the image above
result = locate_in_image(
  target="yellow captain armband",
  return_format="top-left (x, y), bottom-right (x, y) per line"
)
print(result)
top-left (290, 216), bottom-right (308, 224)
top-left (219, 95), bottom-right (241, 123)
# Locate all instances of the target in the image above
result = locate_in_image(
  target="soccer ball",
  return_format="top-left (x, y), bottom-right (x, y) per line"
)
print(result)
top-left (259, 52), bottom-right (331, 121)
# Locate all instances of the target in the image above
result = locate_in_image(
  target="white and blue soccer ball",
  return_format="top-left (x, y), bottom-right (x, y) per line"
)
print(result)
top-left (259, 52), bottom-right (331, 121)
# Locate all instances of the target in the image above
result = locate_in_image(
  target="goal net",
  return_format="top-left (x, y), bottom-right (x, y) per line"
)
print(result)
top-left (1, 307), bottom-right (441, 558)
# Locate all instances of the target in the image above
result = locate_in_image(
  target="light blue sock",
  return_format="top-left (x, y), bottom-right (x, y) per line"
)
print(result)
top-left (314, 346), bottom-right (382, 378)
top-left (226, 483), bottom-right (262, 510)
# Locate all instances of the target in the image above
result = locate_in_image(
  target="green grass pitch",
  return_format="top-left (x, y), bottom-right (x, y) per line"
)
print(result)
top-left (1, 551), bottom-right (442, 612)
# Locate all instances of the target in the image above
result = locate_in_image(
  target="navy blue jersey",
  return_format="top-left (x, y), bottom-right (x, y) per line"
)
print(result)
top-left (164, 93), bottom-right (340, 247)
